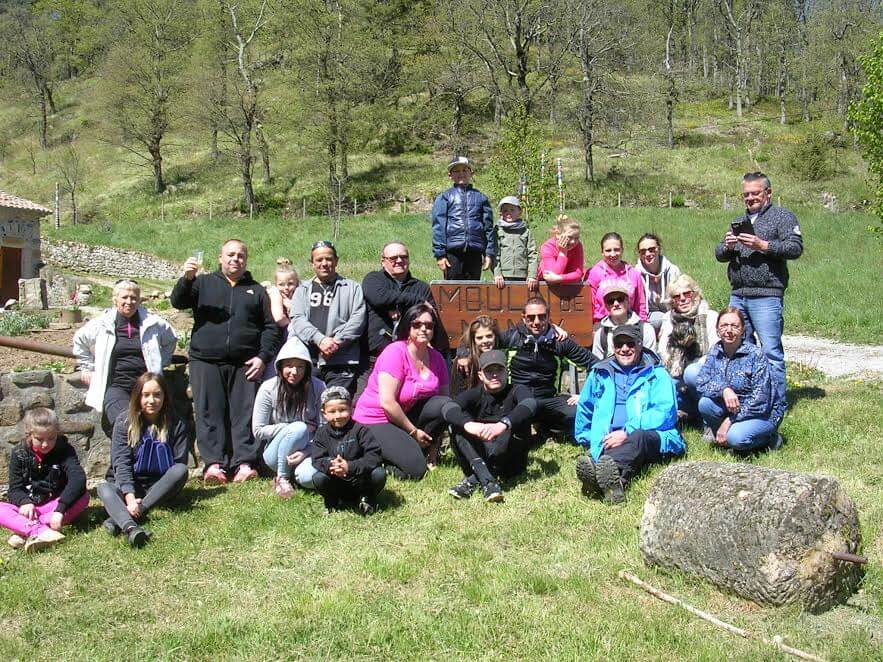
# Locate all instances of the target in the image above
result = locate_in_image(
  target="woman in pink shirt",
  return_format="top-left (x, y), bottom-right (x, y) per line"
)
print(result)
top-left (538, 215), bottom-right (585, 284)
top-left (354, 303), bottom-right (451, 479)
top-left (587, 232), bottom-right (648, 323)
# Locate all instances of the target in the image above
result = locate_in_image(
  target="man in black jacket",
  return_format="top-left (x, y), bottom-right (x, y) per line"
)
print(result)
top-left (171, 239), bottom-right (281, 485)
top-left (499, 297), bottom-right (596, 440)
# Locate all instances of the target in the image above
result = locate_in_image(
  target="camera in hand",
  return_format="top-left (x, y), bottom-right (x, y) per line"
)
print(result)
top-left (730, 219), bottom-right (754, 236)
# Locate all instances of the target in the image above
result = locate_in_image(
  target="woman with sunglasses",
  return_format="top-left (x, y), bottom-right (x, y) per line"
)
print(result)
top-left (353, 303), bottom-right (452, 478)
top-left (73, 279), bottom-right (177, 429)
top-left (634, 233), bottom-right (682, 333)
top-left (592, 283), bottom-right (656, 359)
top-left (657, 275), bottom-right (718, 419)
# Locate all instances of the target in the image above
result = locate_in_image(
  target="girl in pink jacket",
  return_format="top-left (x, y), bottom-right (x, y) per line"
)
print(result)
top-left (538, 215), bottom-right (585, 284)
top-left (587, 232), bottom-right (648, 323)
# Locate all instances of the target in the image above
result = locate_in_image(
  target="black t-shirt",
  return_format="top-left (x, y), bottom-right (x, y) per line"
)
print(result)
top-left (109, 311), bottom-right (146, 390)
top-left (308, 281), bottom-right (334, 360)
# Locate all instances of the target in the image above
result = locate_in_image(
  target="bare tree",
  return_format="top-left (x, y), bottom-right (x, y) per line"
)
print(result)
top-left (53, 141), bottom-right (84, 225)
top-left (718, 0), bottom-right (761, 117)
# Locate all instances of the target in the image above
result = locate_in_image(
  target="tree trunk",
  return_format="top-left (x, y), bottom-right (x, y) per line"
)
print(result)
top-left (37, 91), bottom-right (48, 149)
top-left (149, 143), bottom-right (165, 194)
top-left (46, 84), bottom-right (57, 114)
top-left (665, 26), bottom-right (675, 149)
top-left (69, 190), bottom-right (77, 225)
top-left (240, 128), bottom-right (254, 212)
top-left (210, 127), bottom-right (219, 160)
top-left (255, 122), bottom-right (270, 185)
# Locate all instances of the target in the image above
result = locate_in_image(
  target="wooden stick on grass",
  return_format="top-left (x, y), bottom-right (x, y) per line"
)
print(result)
top-left (618, 570), bottom-right (826, 662)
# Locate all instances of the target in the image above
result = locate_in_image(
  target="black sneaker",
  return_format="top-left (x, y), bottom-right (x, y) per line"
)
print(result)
top-left (483, 481), bottom-right (504, 503)
top-left (127, 526), bottom-right (150, 548)
top-left (575, 455), bottom-right (600, 497)
top-left (358, 497), bottom-right (377, 516)
top-left (448, 475), bottom-right (479, 500)
top-left (102, 517), bottom-right (121, 537)
top-left (595, 455), bottom-right (625, 505)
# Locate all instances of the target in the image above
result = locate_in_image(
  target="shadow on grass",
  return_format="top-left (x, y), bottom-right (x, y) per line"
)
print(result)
top-left (788, 385), bottom-right (826, 408)
top-left (506, 456), bottom-right (561, 490)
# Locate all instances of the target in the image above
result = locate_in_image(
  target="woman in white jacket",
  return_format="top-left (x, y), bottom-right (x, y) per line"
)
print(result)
top-left (634, 233), bottom-right (682, 334)
top-left (72, 279), bottom-right (177, 426)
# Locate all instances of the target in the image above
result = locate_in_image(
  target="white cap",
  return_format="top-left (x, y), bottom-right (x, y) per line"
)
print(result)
top-left (498, 196), bottom-right (521, 209)
top-left (447, 156), bottom-right (472, 172)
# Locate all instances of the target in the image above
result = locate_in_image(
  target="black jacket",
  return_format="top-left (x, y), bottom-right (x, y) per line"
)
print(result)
top-left (7, 436), bottom-right (87, 513)
top-left (499, 323), bottom-right (596, 398)
top-left (447, 383), bottom-right (537, 433)
top-left (110, 413), bottom-right (190, 495)
top-left (361, 269), bottom-right (438, 353)
top-left (311, 421), bottom-right (382, 480)
top-left (171, 269), bottom-right (281, 364)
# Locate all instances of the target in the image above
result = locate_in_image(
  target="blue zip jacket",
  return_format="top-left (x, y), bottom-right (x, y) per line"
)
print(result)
top-left (575, 350), bottom-right (685, 461)
top-left (696, 341), bottom-right (785, 426)
top-left (431, 185), bottom-right (496, 258)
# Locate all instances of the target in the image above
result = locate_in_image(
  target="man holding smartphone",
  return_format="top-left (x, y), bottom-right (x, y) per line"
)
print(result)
top-left (715, 172), bottom-right (803, 412)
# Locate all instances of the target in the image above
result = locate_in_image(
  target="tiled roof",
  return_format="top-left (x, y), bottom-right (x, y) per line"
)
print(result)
top-left (0, 191), bottom-right (51, 214)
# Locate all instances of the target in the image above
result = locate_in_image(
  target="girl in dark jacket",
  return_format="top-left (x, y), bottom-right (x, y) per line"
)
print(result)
top-left (0, 408), bottom-right (88, 552)
top-left (98, 372), bottom-right (189, 547)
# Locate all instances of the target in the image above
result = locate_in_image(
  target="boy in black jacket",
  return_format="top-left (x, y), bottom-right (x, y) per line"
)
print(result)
top-left (442, 350), bottom-right (538, 502)
top-left (312, 386), bottom-right (386, 515)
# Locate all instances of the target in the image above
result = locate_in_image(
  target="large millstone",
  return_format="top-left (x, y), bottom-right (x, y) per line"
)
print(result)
top-left (640, 461), bottom-right (863, 613)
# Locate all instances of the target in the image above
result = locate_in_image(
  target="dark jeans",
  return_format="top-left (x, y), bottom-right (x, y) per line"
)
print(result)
top-left (451, 430), bottom-right (530, 480)
top-left (445, 249), bottom-right (484, 280)
top-left (101, 385), bottom-right (131, 436)
top-left (97, 463), bottom-right (188, 531)
top-left (319, 364), bottom-right (361, 397)
top-left (535, 395), bottom-right (577, 440)
top-left (601, 429), bottom-right (665, 485)
top-left (189, 360), bottom-right (259, 471)
top-left (313, 466), bottom-right (387, 507)
top-left (365, 395), bottom-right (453, 479)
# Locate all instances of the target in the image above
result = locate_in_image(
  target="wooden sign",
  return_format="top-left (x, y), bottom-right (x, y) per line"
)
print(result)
top-left (429, 281), bottom-right (594, 345)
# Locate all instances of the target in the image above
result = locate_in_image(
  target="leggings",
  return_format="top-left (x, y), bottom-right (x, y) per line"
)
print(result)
top-left (0, 492), bottom-right (89, 538)
top-left (97, 463), bottom-right (188, 531)
top-left (451, 431), bottom-right (530, 480)
top-left (262, 422), bottom-right (310, 477)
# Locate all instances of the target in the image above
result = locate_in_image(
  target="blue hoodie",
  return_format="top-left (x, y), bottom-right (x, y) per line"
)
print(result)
top-left (575, 349), bottom-right (685, 461)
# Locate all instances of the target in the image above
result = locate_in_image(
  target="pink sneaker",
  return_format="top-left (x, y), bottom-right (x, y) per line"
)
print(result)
top-left (203, 464), bottom-right (227, 485)
top-left (232, 463), bottom-right (258, 483)
top-left (274, 475), bottom-right (295, 499)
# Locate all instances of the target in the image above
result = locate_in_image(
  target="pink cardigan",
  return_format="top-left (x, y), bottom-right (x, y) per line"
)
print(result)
top-left (538, 238), bottom-right (585, 283)
top-left (587, 259), bottom-right (648, 323)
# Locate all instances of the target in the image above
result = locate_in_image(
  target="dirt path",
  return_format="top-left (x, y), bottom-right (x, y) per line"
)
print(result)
top-left (784, 335), bottom-right (883, 380)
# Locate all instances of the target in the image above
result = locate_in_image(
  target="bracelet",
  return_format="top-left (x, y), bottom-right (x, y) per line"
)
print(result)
top-left (409, 428), bottom-right (419, 438)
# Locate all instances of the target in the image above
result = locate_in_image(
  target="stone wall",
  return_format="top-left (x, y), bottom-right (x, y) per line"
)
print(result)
top-left (0, 365), bottom-right (194, 484)
top-left (42, 239), bottom-right (180, 281)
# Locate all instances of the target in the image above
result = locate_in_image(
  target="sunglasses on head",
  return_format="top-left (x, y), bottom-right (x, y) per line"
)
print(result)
top-left (114, 279), bottom-right (139, 286)
top-left (311, 240), bottom-right (336, 251)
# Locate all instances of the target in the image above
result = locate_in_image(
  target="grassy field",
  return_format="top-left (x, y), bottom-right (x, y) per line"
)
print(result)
top-left (46, 205), bottom-right (883, 344)
top-left (0, 372), bottom-right (880, 660)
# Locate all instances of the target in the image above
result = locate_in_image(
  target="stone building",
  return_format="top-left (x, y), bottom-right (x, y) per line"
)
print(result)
top-left (0, 191), bottom-right (50, 304)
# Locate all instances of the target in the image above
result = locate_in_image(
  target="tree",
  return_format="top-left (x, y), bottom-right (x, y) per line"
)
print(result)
top-left (53, 141), bottom-right (85, 225)
top-left (850, 33), bottom-right (883, 234)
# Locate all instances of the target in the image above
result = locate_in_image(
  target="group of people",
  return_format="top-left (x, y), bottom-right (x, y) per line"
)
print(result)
top-left (1, 163), bottom-right (802, 551)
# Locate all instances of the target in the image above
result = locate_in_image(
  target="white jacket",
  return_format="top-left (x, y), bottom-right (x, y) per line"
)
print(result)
top-left (72, 306), bottom-right (177, 411)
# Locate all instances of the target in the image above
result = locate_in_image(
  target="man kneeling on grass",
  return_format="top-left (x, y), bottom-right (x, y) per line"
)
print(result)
top-left (442, 350), bottom-right (537, 503)
top-left (575, 325), bottom-right (685, 504)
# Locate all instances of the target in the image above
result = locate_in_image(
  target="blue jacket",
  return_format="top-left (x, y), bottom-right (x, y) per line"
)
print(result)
top-left (575, 350), bottom-right (685, 462)
top-left (696, 341), bottom-right (785, 426)
top-left (431, 185), bottom-right (496, 258)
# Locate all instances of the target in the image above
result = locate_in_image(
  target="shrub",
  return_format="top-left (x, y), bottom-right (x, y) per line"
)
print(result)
top-left (788, 134), bottom-right (834, 180)
top-left (0, 311), bottom-right (54, 337)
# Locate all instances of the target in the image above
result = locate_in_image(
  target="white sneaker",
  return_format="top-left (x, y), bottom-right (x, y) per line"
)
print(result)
top-left (24, 529), bottom-right (65, 553)
top-left (7, 534), bottom-right (26, 549)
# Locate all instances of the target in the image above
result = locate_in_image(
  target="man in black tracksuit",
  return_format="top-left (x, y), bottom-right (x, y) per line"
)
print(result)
top-left (498, 296), bottom-right (596, 440)
top-left (171, 239), bottom-right (281, 484)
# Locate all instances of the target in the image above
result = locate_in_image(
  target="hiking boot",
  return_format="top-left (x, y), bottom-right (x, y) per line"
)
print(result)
top-left (274, 475), bottom-right (295, 499)
top-left (203, 464), bottom-right (227, 486)
top-left (127, 525), bottom-right (150, 548)
top-left (358, 497), bottom-right (377, 516)
top-left (702, 426), bottom-right (715, 442)
top-left (576, 455), bottom-right (601, 497)
top-left (595, 455), bottom-right (625, 504)
top-left (768, 433), bottom-right (784, 451)
top-left (102, 517), bottom-right (122, 537)
top-left (232, 463), bottom-right (258, 483)
top-left (448, 475), bottom-right (479, 500)
top-left (483, 481), bottom-right (504, 503)
top-left (24, 529), bottom-right (65, 553)
top-left (7, 534), bottom-right (26, 549)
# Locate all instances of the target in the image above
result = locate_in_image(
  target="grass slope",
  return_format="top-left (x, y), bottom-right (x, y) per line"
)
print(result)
top-left (0, 376), bottom-right (880, 660)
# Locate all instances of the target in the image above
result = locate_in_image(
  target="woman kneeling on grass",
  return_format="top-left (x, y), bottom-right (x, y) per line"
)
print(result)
top-left (252, 338), bottom-right (325, 498)
top-left (1, 408), bottom-right (88, 552)
top-left (695, 307), bottom-right (785, 452)
top-left (98, 373), bottom-right (189, 548)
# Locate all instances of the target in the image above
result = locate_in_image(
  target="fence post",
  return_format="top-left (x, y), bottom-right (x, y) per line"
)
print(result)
top-left (723, 193), bottom-right (728, 210)
top-left (618, 192), bottom-right (621, 208)
top-left (668, 191), bottom-right (672, 209)
top-left (161, 199), bottom-right (164, 222)
top-left (209, 201), bottom-right (212, 221)
top-left (54, 182), bottom-right (60, 230)
top-left (302, 197), bottom-right (307, 219)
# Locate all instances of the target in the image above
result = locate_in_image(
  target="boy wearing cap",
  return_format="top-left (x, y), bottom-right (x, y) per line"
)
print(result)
top-left (442, 349), bottom-right (538, 502)
top-left (431, 157), bottom-right (496, 281)
top-left (311, 386), bottom-right (386, 515)
top-left (493, 196), bottom-right (538, 291)
top-left (575, 324), bottom-right (684, 504)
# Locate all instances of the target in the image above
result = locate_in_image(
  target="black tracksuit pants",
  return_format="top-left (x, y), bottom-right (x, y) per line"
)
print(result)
top-left (535, 394), bottom-right (577, 438)
top-left (445, 249), bottom-right (484, 280)
top-left (313, 466), bottom-right (387, 507)
top-left (98, 463), bottom-right (188, 531)
top-left (189, 360), bottom-right (259, 471)
top-left (602, 429), bottom-right (665, 485)
top-left (451, 430), bottom-right (530, 480)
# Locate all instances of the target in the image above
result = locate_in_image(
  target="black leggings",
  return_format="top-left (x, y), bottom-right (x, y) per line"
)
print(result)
top-left (451, 431), bottom-right (530, 480)
top-left (365, 396), bottom-right (453, 479)
top-left (313, 466), bottom-right (387, 505)
top-left (98, 463), bottom-right (188, 531)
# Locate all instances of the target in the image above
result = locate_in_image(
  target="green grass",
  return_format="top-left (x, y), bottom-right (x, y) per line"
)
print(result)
top-left (46, 206), bottom-right (883, 344)
top-left (1, 375), bottom-right (881, 660)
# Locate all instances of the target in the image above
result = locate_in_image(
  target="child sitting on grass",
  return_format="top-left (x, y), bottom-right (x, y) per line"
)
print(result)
top-left (269, 262), bottom-right (300, 328)
top-left (312, 386), bottom-right (386, 515)
top-left (493, 195), bottom-right (538, 291)
top-left (0, 408), bottom-right (88, 552)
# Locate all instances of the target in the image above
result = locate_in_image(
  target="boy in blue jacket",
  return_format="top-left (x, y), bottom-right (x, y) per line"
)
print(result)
top-left (574, 324), bottom-right (685, 504)
top-left (431, 157), bottom-right (496, 280)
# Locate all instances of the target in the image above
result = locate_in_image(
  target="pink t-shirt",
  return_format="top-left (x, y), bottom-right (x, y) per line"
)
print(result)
top-left (538, 238), bottom-right (585, 283)
top-left (353, 341), bottom-right (449, 425)
top-left (587, 259), bottom-right (648, 323)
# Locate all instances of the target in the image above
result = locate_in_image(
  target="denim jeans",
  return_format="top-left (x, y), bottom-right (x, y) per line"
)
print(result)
top-left (262, 422), bottom-right (309, 477)
top-left (698, 396), bottom-right (777, 451)
top-left (728, 294), bottom-right (786, 408)
top-left (675, 359), bottom-right (705, 418)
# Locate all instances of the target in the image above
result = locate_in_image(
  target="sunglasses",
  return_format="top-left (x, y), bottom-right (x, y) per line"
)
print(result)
top-left (524, 313), bottom-right (548, 321)
top-left (411, 320), bottom-right (435, 330)
top-left (637, 247), bottom-right (658, 254)
top-left (672, 291), bottom-right (694, 300)
top-left (605, 295), bottom-right (627, 304)
top-left (383, 254), bottom-right (409, 262)
top-left (613, 339), bottom-right (636, 349)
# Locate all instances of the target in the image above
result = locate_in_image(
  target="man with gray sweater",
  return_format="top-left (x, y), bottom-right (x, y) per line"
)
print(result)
top-left (715, 172), bottom-right (803, 410)
top-left (289, 240), bottom-right (366, 395)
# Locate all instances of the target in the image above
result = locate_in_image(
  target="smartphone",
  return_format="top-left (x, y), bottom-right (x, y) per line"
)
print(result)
top-left (730, 219), bottom-right (754, 236)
